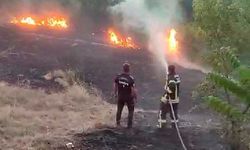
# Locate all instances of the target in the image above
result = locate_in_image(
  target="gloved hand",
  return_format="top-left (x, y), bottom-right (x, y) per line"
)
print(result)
top-left (161, 96), bottom-right (168, 103)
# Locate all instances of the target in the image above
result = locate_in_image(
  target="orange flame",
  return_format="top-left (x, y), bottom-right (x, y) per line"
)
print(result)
top-left (109, 30), bottom-right (121, 45)
top-left (46, 17), bottom-right (68, 28)
top-left (10, 16), bottom-right (68, 29)
top-left (108, 29), bottom-right (138, 49)
top-left (21, 17), bottom-right (36, 25)
top-left (168, 29), bottom-right (178, 53)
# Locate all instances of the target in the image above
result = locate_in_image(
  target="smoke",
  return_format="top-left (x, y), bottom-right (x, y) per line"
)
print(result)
top-left (110, 0), bottom-right (208, 73)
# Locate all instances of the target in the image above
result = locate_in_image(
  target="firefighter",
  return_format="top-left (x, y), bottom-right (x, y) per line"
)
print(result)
top-left (158, 65), bottom-right (181, 128)
top-left (114, 62), bottom-right (137, 129)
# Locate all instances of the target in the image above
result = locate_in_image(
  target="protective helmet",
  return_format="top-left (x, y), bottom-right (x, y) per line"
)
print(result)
top-left (168, 65), bottom-right (176, 75)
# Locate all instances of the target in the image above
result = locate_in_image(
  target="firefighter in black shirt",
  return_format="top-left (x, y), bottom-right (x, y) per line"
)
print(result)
top-left (114, 62), bottom-right (137, 128)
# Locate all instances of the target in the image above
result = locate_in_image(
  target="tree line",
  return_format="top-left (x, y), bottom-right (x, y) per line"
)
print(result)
top-left (193, 0), bottom-right (250, 149)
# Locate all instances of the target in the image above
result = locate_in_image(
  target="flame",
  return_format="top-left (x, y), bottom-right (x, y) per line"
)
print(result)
top-left (108, 29), bottom-right (138, 49)
top-left (109, 30), bottom-right (121, 45)
top-left (47, 18), bottom-right (68, 28)
top-left (168, 29), bottom-right (178, 53)
top-left (10, 18), bottom-right (19, 24)
top-left (21, 17), bottom-right (36, 25)
top-left (10, 16), bottom-right (68, 29)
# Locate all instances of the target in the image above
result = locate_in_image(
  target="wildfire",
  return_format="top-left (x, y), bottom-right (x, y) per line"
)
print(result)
top-left (10, 16), bottom-right (68, 29)
top-left (168, 29), bottom-right (178, 53)
top-left (108, 29), bottom-right (138, 49)
top-left (21, 17), bottom-right (36, 25)
top-left (109, 31), bottom-right (120, 45)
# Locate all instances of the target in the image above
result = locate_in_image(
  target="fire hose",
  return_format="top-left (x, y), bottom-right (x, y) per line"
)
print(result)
top-left (168, 99), bottom-right (187, 150)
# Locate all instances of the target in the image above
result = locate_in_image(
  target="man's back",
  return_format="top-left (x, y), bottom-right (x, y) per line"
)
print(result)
top-left (115, 73), bottom-right (135, 100)
top-left (114, 62), bottom-right (136, 128)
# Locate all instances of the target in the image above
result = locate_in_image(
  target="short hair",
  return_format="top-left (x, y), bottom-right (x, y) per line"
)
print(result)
top-left (123, 62), bottom-right (130, 73)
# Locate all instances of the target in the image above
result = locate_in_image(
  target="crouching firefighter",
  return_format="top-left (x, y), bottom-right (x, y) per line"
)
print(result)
top-left (114, 62), bottom-right (137, 129)
top-left (158, 65), bottom-right (181, 128)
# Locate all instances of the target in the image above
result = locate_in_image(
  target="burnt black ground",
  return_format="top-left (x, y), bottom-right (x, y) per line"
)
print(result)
top-left (65, 127), bottom-right (227, 150)
top-left (0, 26), bottom-right (228, 150)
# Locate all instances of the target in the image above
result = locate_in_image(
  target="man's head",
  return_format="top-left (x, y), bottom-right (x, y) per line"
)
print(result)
top-left (168, 65), bottom-right (176, 75)
top-left (123, 62), bottom-right (130, 73)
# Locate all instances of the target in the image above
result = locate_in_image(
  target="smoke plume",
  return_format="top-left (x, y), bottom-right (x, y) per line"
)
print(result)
top-left (110, 0), bottom-right (208, 73)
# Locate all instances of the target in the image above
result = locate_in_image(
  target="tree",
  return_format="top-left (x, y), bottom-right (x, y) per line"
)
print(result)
top-left (193, 0), bottom-right (250, 52)
top-left (206, 68), bottom-right (250, 149)
top-left (193, 1), bottom-right (250, 148)
top-left (196, 48), bottom-right (250, 149)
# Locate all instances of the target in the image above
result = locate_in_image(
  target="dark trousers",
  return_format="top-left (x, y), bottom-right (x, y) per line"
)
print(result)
top-left (160, 102), bottom-right (178, 122)
top-left (116, 99), bottom-right (134, 128)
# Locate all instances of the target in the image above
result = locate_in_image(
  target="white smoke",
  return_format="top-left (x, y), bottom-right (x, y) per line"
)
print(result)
top-left (111, 0), bottom-right (179, 67)
top-left (110, 0), bottom-right (208, 73)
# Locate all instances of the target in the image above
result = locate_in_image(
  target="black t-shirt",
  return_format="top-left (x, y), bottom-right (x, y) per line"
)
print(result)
top-left (115, 73), bottom-right (135, 100)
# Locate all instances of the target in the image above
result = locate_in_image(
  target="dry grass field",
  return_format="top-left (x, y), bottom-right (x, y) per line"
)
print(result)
top-left (0, 81), bottom-right (115, 149)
